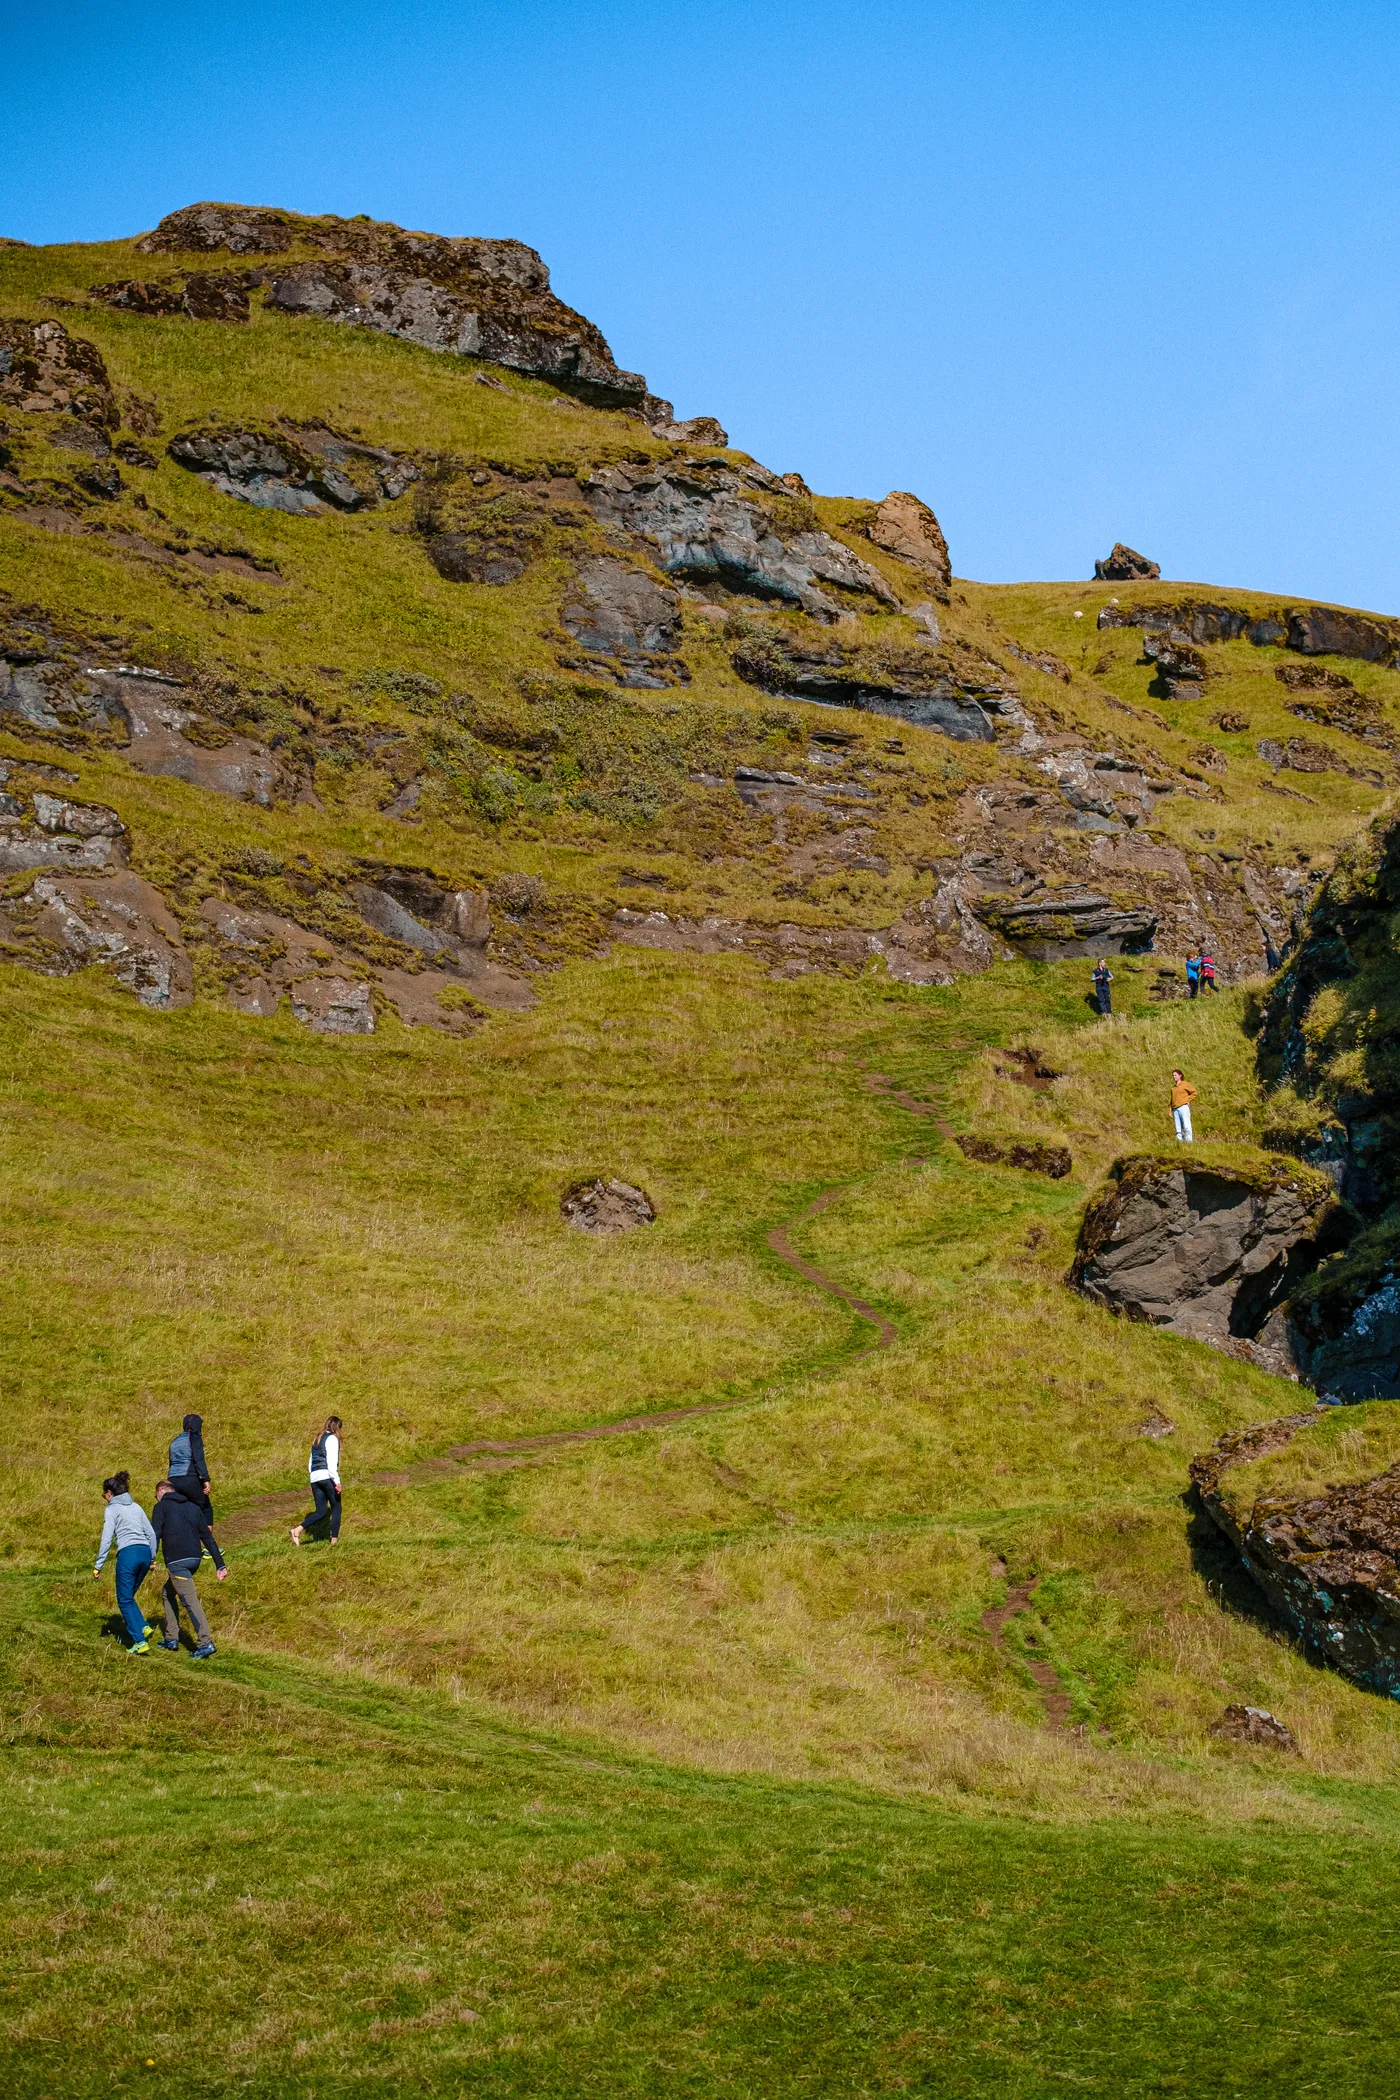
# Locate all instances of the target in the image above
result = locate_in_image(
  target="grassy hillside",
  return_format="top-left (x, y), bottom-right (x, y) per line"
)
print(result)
top-left (6, 211), bottom-right (1400, 2095)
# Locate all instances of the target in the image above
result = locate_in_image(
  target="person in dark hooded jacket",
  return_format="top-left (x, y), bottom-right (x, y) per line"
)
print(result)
top-left (151, 1478), bottom-right (227, 1658)
top-left (168, 1413), bottom-right (212, 1518)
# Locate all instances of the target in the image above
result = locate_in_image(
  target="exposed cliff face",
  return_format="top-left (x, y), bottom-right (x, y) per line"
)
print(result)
top-left (1191, 1410), bottom-right (1400, 1699)
top-left (1253, 809), bottom-right (1400, 1397)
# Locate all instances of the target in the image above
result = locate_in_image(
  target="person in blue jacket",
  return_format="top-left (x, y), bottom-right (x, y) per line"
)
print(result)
top-left (1185, 953), bottom-right (1201, 999)
top-left (93, 1471), bottom-right (158, 1653)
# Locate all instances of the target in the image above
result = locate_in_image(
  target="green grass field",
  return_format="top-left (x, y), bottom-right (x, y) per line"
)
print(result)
top-left (5, 945), bottom-right (1400, 2094)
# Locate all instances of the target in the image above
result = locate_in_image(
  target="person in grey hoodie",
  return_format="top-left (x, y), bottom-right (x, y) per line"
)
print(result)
top-left (93, 1471), bottom-right (158, 1652)
top-left (168, 1413), bottom-right (212, 1517)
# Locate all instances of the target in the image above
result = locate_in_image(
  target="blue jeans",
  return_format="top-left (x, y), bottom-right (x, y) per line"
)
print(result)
top-left (114, 1545), bottom-right (153, 1643)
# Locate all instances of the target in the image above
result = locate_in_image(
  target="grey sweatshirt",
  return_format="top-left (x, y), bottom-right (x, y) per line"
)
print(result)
top-left (94, 1493), bottom-right (157, 1571)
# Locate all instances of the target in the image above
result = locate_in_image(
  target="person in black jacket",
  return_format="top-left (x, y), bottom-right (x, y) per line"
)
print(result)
top-left (151, 1477), bottom-right (227, 1658)
top-left (168, 1413), bottom-right (212, 1518)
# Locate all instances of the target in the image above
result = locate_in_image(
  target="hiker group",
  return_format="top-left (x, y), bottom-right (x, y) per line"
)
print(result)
top-left (1091, 950), bottom-right (1215, 1017)
top-left (92, 1412), bottom-right (345, 1655)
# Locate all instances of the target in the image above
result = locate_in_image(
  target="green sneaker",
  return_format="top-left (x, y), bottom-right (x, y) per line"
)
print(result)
top-left (128, 1640), bottom-right (150, 1655)
top-left (142, 1624), bottom-right (156, 1640)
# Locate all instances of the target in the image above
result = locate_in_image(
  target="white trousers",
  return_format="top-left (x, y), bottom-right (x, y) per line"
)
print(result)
top-left (1173, 1104), bottom-right (1193, 1142)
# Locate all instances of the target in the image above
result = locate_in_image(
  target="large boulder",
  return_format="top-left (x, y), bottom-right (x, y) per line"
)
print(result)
top-left (869, 491), bottom-right (951, 592)
top-left (1071, 1155), bottom-right (1335, 1372)
top-left (1094, 543), bottom-right (1160, 581)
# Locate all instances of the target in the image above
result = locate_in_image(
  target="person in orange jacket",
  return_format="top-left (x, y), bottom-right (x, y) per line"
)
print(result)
top-left (1170, 1069), bottom-right (1198, 1142)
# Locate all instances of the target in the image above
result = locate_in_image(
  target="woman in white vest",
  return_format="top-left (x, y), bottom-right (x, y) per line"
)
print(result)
top-left (289, 1415), bottom-right (343, 1547)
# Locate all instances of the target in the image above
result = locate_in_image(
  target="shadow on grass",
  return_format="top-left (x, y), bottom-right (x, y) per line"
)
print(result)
top-left (1184, 1487), bottom-right (1295, 1643)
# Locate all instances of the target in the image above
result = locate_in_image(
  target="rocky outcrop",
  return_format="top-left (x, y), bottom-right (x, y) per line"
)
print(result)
top-left (1099, 599), bottom-right (1400, 665)
top-left (169, 428), bottom-right (365, 513)
top-left (975, 890), bottom-right (1157, 957)
top-left (1094, 543), bottom-right (1160, 581)
top-left (1191, 1412), bottom-right (1400, 1698)
top-left (202, 885), bottom-right (532, 1031)
top-left (0, 319), bottom-right (116, 428)
top-left (1142, 631), bottom-right (1207, 701)
top-left (88, 670), bottom-right (282, 805)
top-left (560, 558), bottom-right (681, 685)
top-left (728, 629), bottom-right (1028, 743)
top-left (134, 203), bottom-right (654, 408)
top-left (562, 1178), bottom-right (656, 1232)
top-left (0, 770), bottom-right (126, 873)
top-left (581, 461), bottom-right (898, 621)
top-left (1071, 1156), bottom-right (1336, 1372)
top-left (868, 492), bottom-right (951, 593)
top-left (1208, 1705), bottom-right (1297, 1749)
top-left (90, 272), bottom-right (253, 323)
top-left (0, 870), bottom-right (194, 1008)
top-left (649, 415), bottom-right (728, 446)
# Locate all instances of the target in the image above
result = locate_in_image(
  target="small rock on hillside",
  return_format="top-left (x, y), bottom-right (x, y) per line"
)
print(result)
top-left (0, 318), bottom-right (116, 428)
top-left (1094, 543), bottom-right (1160, 582)
top-left (1208, 1705), bottom-right (1297, 1750)
top-left (562, 1177), bottom-right (656, 1233)
top-left (1071, 1157), bottom-right (1336, 1375)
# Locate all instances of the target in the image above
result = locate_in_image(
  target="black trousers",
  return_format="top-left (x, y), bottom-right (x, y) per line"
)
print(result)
top-left (302, 1480), bottom-right (341, 1538)
top-left (1096, 987), bottom-right (1111, 1014)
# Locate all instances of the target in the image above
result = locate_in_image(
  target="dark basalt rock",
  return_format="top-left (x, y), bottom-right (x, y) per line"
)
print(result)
top-left (135, 202), bottom-right (656, 407)
top-left (1285, 606), bottom-right (1399, 664)
top-left (425, 536), bottom-right (525, 585)
top-left (560, 558), bottom-right (680, 678)
top-left (976, 891), bottom-right (1157, 958)
top-left (1143, 630), bottom-right (1208, 701)
top-left (728, 631), bottom-right (1025, 742)
top-left (582, 460), bottom-right (897, 622)
top-left (1099, 598), bottom-right (1400, 665)
top-left (1093, 542), bottom-right (1160, 581)
top-left (1071, 1157), bottom-right (1335, 1373)
top-left (90, 272), bottom-right (253, 322)
top-left (1191, 1413), bottom-right (1400, 1698)
top-left (169, 428), bottom-right (370, 513)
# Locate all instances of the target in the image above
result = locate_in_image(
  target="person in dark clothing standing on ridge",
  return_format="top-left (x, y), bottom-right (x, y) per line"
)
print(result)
top-left (151, 1478), bottom-right (227, 1658)
top-left (290, 1416), bottom-right (343, 1547)
top-left (1092, 959), bottom-right (1113, 1015)
top-left (168, 1413), bottom-right (212, 1518)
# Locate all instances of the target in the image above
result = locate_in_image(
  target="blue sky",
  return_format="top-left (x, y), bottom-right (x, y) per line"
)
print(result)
top-left (7, 1), bottom-right (1399, 609)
